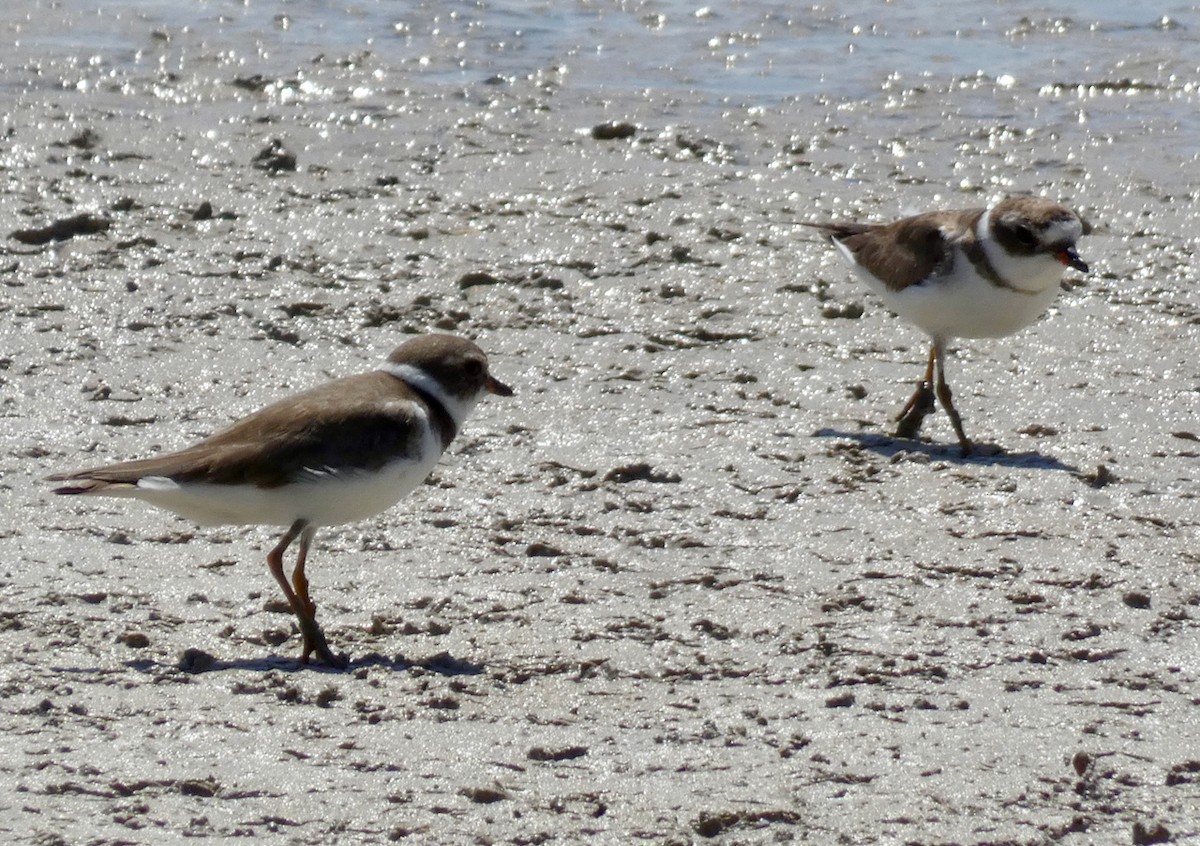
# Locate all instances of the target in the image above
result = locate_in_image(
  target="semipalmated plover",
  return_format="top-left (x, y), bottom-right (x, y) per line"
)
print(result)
top-left (48, 334), bottom-right (513, 668)
top-left (805, 196), bottom-right (1089, 454)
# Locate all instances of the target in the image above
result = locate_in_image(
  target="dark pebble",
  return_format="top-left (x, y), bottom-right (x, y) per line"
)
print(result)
top-left (1122, 590), bottom-right (1151, 609)
top-left (120, 632), bottom-right (150, 649)
top-left (178, 648), bottom-right (217, 674)
top-left (1132, 821), bottom-right (1171, 845)
top-left (591, 121), bottom-right (637, 140)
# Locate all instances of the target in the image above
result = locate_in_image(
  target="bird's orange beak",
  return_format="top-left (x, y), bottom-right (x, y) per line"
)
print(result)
top-left (486, 375), bottom-right (514, 397)
top-left (1057, 246), bottom-right (1088, 273)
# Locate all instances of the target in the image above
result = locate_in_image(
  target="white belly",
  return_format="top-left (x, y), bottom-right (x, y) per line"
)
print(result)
top-left (857, 264), bottom-right (1062, 340)
top-left (118, 452), bottom-right (441, 528)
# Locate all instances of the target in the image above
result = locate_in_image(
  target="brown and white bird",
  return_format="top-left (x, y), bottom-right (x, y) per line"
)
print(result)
top-left (48, 334), bottom-right (513, 668)
top-left (805, 196), bottom-right (1089, 454)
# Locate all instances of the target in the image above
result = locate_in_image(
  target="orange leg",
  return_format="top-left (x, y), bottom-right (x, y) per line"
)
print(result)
top-left (266, 520), bottom-right (345, 668)
top-left (895, 344), bottom-right (937, 440)
top-left (932, 341), bottom-right (972, 456)
top-left (292, 524), bottom-right (317, 618)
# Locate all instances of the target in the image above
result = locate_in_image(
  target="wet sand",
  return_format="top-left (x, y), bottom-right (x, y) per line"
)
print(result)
top-left (2, 4), bottom-right (1198, 845)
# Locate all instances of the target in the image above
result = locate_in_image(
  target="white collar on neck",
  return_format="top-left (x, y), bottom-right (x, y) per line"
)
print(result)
top-left (379, 361), bottom-right (476, 430)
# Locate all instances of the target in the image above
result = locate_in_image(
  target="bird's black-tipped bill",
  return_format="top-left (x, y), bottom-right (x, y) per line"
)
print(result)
top-left (487, 375), bottom-right (514, 397)
top-left (1057, 246), bottom-right (1088, 273)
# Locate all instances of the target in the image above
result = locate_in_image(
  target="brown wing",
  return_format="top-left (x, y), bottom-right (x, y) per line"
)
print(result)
top-left (49, 372), bottom-right (428, 492)
top-left (805, 209), bottom-right (986, 291)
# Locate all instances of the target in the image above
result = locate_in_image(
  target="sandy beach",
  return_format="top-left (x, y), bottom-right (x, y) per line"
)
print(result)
top-left (1, 2), bottom-right (1198, 844)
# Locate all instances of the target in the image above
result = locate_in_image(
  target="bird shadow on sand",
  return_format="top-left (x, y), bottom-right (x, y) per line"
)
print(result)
top-left (119, 647), bottom-right (486, 676)
top-left (813, 427), bottom-right (1081, 473)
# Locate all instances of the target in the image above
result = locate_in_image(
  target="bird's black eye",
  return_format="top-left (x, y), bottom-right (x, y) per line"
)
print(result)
top-left (464, 359), bottom-right (484, 378)
top-left (1013, 224), bottom-right (1037, 247)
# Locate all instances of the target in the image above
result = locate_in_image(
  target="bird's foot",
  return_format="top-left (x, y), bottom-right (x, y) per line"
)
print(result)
top-left (298, 619), bottom-right (348, 669)
top-left (895, 382), bottom-right (936, 440)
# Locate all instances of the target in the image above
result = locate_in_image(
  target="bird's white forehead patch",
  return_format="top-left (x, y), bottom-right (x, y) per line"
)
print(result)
top-left (1041, 216), bottom-right (1083, 244)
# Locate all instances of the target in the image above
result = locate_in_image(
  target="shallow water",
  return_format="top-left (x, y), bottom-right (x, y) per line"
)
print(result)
top-left (9, 0), bottom-right (1198, 101)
